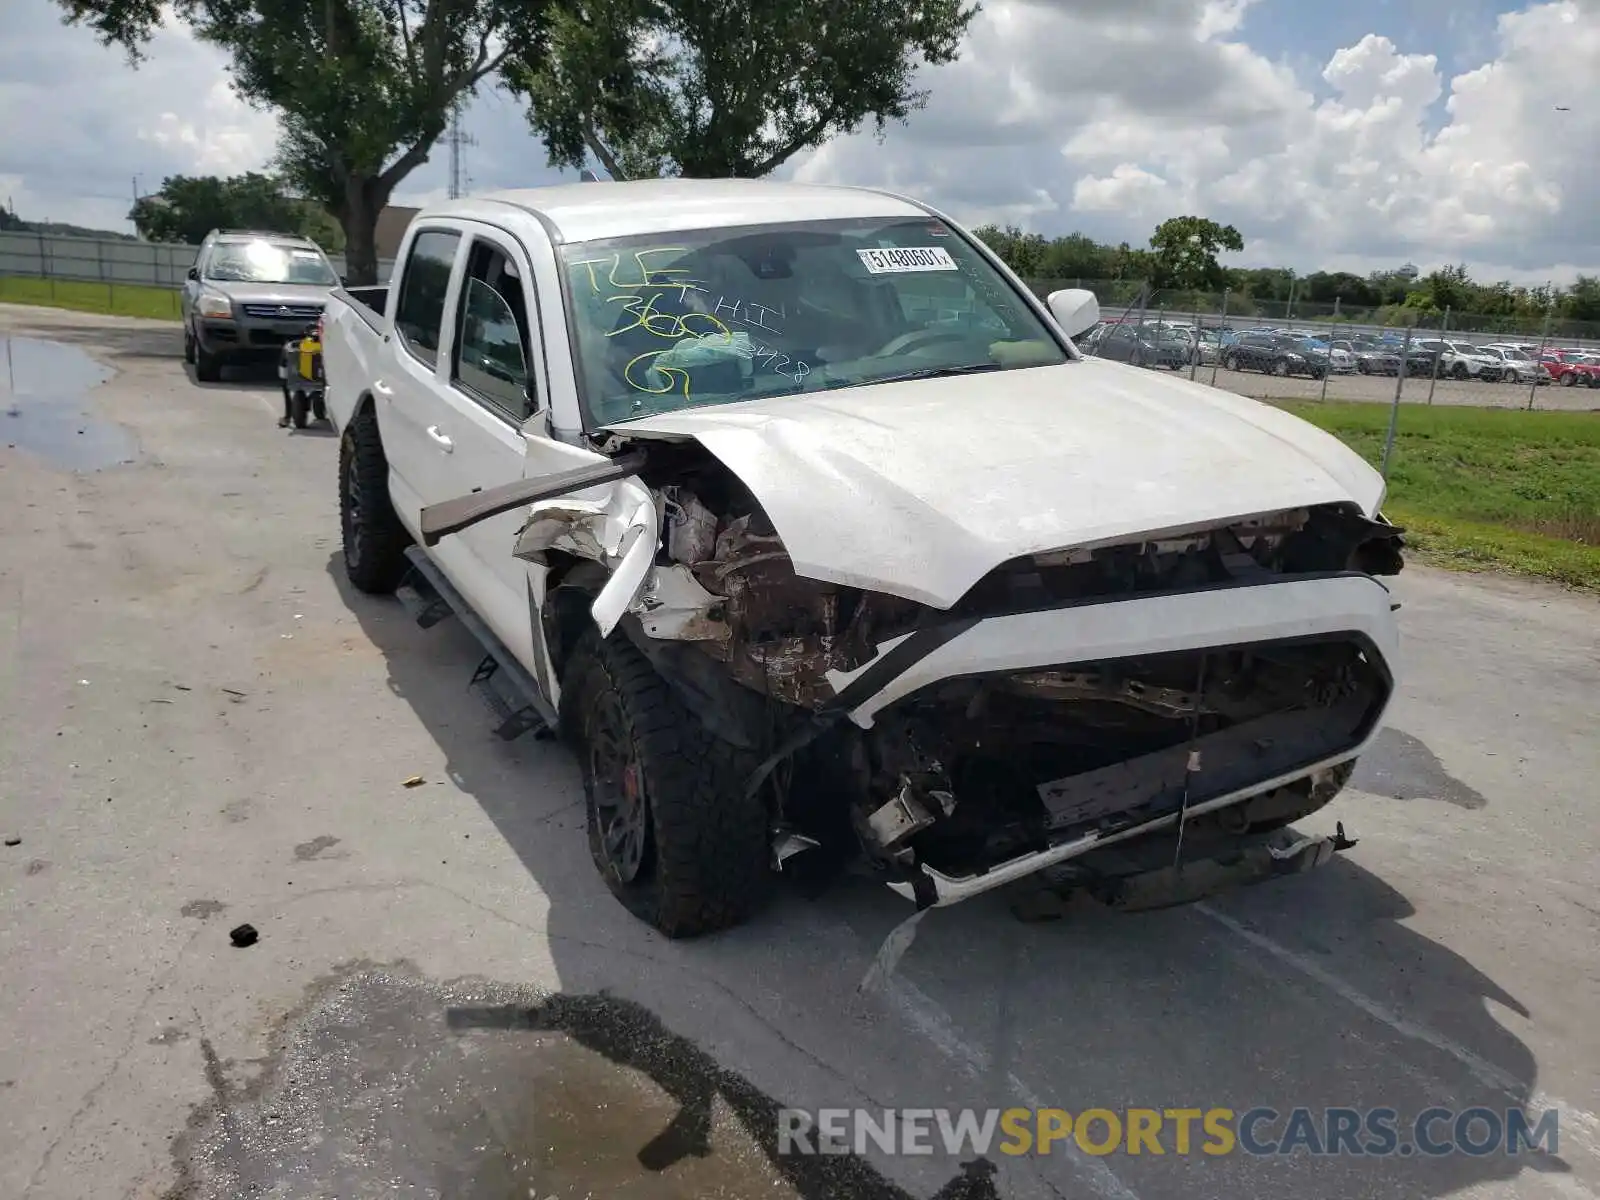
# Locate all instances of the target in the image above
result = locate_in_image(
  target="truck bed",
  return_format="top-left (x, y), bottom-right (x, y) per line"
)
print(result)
top-left (332, 286), bottom-right (389, 329)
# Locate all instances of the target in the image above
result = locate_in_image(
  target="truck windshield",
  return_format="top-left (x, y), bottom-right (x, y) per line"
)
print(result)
top-left (558, 217), bottom-right (1068, 426)
top-left (205, 240), bottom-right (339, 286)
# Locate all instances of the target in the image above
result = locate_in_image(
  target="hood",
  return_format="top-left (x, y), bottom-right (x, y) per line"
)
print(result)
top-left (608, 360), bottom-right (1387, 609)
top-left (208, 282), bottom-right (337, 306)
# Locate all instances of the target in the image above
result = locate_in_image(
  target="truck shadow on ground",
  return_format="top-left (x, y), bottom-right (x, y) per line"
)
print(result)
top-left (328, 555), bottom-right (1577, 1200)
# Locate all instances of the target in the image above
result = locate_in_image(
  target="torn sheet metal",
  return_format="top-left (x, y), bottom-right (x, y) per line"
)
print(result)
top-left (587, 497), bottom-right (658, 638)
top-left (633, 565), bottom-right (730, 643)
top-left (512, 475), bottom-right (654, 564)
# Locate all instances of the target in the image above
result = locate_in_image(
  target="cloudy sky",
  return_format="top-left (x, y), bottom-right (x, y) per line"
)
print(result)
top-left (2, 0), bottom-right (1596, 282)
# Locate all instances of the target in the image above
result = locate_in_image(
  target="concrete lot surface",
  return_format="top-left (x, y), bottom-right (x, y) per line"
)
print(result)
top-left (2, 303), bottom-right (1597, 1200)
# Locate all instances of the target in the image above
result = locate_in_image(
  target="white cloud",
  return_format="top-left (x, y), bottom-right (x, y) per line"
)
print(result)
top-left (0, 1), bottom-right (278, 231)
top-left (0, 1), bottom-right (568, 232)
top-left (1071, 165), bottom-right (1176, 216)
top-left (790, 0), bottom-right (1600, 282)
top-left (2, 0), bottom-right (1597, 283)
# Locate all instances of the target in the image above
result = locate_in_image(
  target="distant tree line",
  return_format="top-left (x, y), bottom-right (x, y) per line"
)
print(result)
top-left (0, 205), bottom-right (136, 240)
top-left (128, 173), bottom-right (345, 250)
top-left (974, 218), bottom-right (1600, 326)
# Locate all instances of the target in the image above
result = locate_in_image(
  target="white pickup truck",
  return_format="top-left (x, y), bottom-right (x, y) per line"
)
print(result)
top-left (322, 179), bottom-right (1406, 937)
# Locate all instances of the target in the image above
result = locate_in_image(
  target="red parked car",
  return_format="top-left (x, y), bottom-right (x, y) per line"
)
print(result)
top-left (1538, 349), bottom-right (1600, 388)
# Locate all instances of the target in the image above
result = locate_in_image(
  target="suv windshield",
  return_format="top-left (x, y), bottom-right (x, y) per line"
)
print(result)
top-left (559, 217), bottom-right (1068, 426)
top-left (205, 239), bottom-right (339, 286)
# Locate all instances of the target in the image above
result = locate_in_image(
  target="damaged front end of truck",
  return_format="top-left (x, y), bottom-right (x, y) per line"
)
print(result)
top-left (425, 429), bottom-right (1405, 916)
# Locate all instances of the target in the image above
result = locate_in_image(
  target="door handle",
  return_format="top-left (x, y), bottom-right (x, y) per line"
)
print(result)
top-left (426, 425), bottom-right (454, 452)
top-left (373, 379), bottom-right (394, 398)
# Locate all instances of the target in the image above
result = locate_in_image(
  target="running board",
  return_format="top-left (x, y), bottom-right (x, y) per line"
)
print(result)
top-left (399, 547), bottom-right (558, 739)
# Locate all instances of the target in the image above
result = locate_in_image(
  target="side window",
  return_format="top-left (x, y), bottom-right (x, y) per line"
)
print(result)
top-left (394, 229), bottom-right (461, 368)
top-left (453, 240), bottom-right (536, 421)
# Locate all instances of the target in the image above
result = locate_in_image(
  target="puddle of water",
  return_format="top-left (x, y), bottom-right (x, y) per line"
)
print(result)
top-left (1, 335), bottom-right (138, 471)
top-left (170, 969), bottom-right (967, 1200)
top-left (1353, 727), bottom-right (1489, 810)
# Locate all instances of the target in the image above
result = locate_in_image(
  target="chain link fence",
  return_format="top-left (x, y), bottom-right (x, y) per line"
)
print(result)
top-left (1025, 279), bottom-right (1600, 413)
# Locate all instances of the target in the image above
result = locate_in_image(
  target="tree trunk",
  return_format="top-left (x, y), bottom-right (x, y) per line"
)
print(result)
top-left (339, 176), bottom-right (384, 286)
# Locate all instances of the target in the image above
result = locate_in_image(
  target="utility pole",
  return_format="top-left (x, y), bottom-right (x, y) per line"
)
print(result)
top-left (131, 175), bottom-right (142, 239)
top-left (445, 112), bottom-right (478, 200)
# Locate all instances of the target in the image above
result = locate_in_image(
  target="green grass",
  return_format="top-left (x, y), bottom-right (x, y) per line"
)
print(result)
top-left (0, 274), bottom-right (182, 321)
top-left (1277, 400), bottom-right (1600, 590)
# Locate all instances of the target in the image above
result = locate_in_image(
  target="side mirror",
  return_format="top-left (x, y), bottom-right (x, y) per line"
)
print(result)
top-left (186, 266), bottom-right (199, 281)
top-left (1047, 288), bottom-right (1101, 339)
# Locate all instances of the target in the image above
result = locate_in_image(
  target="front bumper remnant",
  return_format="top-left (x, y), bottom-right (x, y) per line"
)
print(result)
top-left (890, 818), bottom-right (1360, 910)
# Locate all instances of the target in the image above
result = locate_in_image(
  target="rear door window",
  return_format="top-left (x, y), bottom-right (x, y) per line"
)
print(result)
top-left (394, 229), bottom-right (461, 368)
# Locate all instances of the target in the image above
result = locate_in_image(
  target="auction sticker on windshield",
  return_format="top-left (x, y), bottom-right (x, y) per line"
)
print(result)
top-left (857, 246), bottom-right (958, 274)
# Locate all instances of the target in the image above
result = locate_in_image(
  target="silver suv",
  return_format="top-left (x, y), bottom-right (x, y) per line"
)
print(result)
top-left (181, 230), bottom-right (342, 381)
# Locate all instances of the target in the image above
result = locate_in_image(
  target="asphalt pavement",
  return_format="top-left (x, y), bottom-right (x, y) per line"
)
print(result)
top-left (2, 303), bottom-right (1597, 1200)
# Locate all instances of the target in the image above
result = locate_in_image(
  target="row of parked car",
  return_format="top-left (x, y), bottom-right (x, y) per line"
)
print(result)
top-left (1078, 319), bottom-right (1600, 387)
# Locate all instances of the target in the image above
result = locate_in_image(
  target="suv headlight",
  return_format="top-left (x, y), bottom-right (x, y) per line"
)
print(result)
top-left (197, 292), bottom-right (232, 319)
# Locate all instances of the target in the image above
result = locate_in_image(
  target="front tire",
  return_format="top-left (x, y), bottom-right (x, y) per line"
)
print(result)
top-left (195, 343), bottom-right (224, 383)
top-left (183, 327), bottom-right (196, 365)
top-left (563, 629), bottom-right (771, 937)
top-left (338, 405), bottom-right (412, 594)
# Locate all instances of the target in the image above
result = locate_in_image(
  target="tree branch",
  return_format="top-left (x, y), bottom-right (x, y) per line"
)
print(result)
top-left (748, 103), bottom-right (841, 176)
top-left (397, 0), bottom-right (415, 70)
top-left (582, 115), bottom-right (625, 179)
top-left (377, 136), bottom-right (438, 193)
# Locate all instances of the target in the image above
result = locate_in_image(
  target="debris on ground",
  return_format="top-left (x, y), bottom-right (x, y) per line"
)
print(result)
top-left (402, 775), bottom-right (425, 788)
top-left (229, 923), bottom-right (259, 948)
top-left (4, 836), bottom-right (21, 847)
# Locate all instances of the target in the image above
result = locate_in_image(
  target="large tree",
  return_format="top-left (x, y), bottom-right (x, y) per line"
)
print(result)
top-left (129, 172), bottom-right (343, 247)
top-left (1148, 215), bottom-right (1243, 292)
top-left (56, 0), bottom-right (549, 282)
top-left (507, 0), bottom-right (978, 180)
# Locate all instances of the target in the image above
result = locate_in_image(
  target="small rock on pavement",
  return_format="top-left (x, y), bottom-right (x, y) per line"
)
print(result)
top-left (229, 923), bottom-right (260, 948)
top-left (3, 836), bottom-right (20, 848)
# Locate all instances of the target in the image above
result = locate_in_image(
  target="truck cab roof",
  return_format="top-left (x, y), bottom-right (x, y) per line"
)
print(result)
top-left (420, 179), bottom-right (930, 245)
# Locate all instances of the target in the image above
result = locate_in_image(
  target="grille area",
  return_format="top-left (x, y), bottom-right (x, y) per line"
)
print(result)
top-left (242, 303), bottom-right (324, 321)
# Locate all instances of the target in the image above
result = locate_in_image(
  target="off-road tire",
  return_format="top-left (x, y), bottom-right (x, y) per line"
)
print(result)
top-left (195, 344), bottom-right (224, 383)
top-left (562, 629), bottom-right (771, 938)
top-left (338, 405), bottom-right (411, 594)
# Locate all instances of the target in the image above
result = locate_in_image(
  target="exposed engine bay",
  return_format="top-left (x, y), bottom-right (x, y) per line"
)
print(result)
top-left (532, 440), bottom-right (1403, 901)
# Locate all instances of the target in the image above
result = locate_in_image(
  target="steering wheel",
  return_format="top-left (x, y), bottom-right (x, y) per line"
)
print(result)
top-left (872, 328), bottom-right (975, 358)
